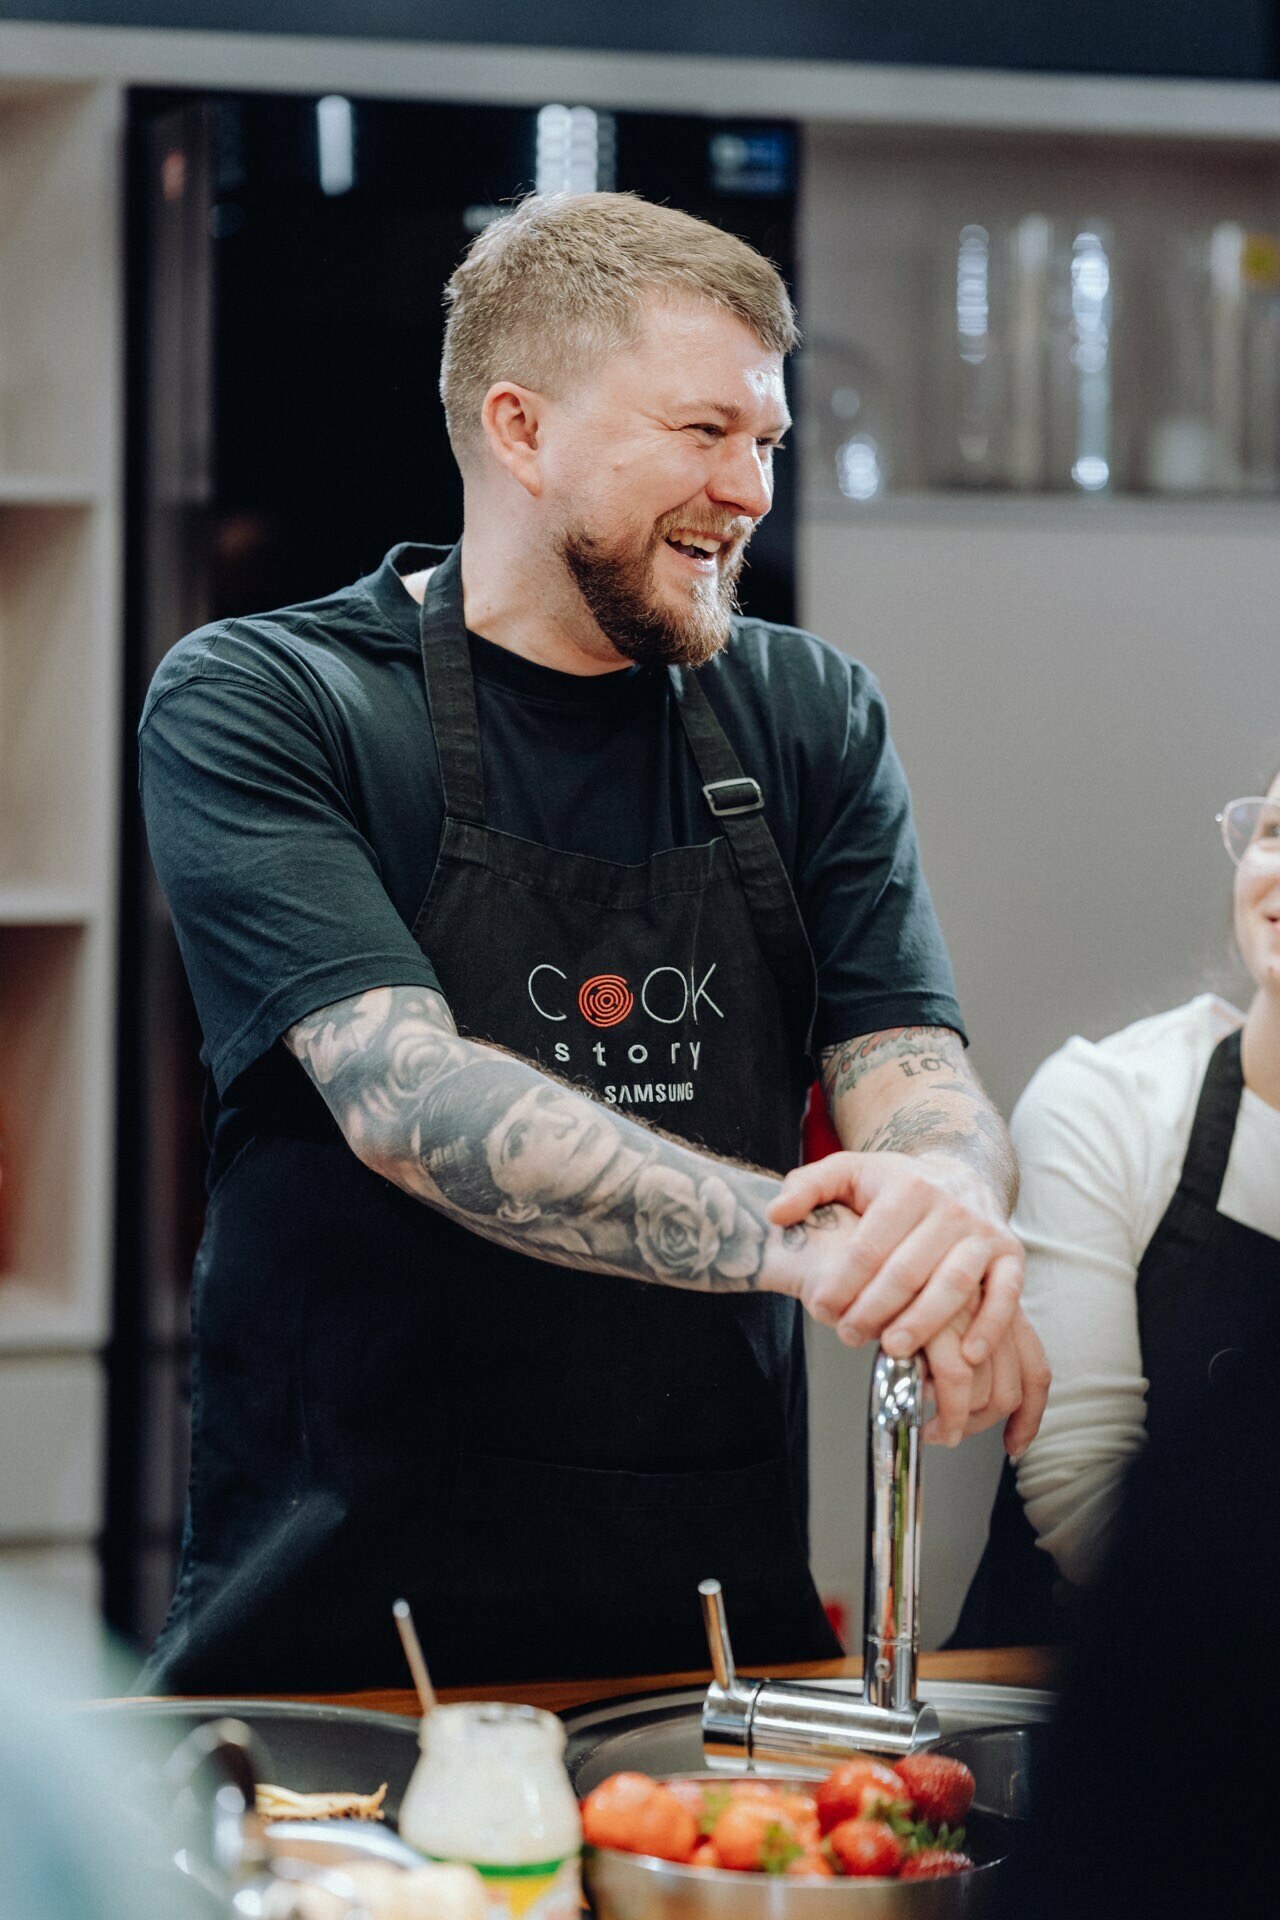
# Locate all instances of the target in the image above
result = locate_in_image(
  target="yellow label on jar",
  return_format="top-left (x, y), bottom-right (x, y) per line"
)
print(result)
top-left (443, 1853), bottom-right (580, 1919)
top-left (1243, 232), bottom-right (1280, 287)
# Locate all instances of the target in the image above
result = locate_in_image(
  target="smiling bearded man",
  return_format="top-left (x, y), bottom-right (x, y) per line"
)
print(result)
top-left (138, 190), bottom-right (1046, 1696)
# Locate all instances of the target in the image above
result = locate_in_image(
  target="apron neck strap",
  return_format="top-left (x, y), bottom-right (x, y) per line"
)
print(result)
top-left (1176, 1028), bottom-right (1245, 1212)
top-left (672, 664), bottom-right (817, 1058)
top-left (419, 542), bottom-right (486, 825)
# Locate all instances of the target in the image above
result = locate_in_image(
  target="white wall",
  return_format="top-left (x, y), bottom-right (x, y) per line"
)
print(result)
top-left (798, 129), bottom-right (1277, 1648)
top-left (800, 504), bottom-right (1277, 1646)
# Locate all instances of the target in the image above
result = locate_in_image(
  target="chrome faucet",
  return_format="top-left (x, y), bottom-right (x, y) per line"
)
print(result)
top-left (700, 1346), bottom-right (938, 1769)
top-left (864, 1348), bottom-right (927, 1716)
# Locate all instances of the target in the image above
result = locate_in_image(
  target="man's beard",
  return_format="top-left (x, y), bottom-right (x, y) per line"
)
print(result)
top-left (556, 515), bottom-right (748, 669)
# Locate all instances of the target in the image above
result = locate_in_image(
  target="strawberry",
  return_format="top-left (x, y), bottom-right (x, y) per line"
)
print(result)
top-left (711, 1799), bottom-right (804, 1874)
top-left (787, 1849), bottom-right (834, 1877)
top-left (826, 1818), bottom-right (906, 1878)
top-left (580, 1772), bottom-right (699, 1863)
top-left (899, 1847), bottom-right (974, 1879)
top-left (778, 1790), bottom-right (820, 1850)
top-left (892, 1753), bottom-right (975, 1829)
top-left (815, 1758), bottom-right (909, 1833)
top-left (665, 1777), bottom-right (710, 1820)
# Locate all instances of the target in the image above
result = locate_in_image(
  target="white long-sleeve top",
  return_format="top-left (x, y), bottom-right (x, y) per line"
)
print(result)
top-left (1012, 993), bottom-right (1280, 1590)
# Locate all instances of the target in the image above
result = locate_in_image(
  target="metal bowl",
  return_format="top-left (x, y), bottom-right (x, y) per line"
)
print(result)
top-left (584, 1772), bottom-right (1024, 1919)
top-left (570, 1687), bottom-right (1054, 1920)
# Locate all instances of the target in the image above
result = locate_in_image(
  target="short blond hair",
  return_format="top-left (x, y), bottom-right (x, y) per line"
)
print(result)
top-left (440, 191), bottom-right (797, 460)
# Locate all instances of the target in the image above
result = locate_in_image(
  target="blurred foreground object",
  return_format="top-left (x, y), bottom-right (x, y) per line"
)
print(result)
top-left (0, 1576), bottom-right (203, 1919)
top-left (995, 1309), bottom-right (1280, 1919)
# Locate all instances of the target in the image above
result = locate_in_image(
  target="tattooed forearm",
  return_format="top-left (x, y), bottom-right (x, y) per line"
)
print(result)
top-left (820, 1026), bottom-right (1018, 1214)
top-left (856, 1098), bottom-right (1012, 1163)
top-left (820, 1027), bottom-right (965, 1101)
top-left (287, 985), bottom-right (843, 1296)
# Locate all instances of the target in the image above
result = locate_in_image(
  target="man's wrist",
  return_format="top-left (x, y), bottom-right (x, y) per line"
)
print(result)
top-left (906, 1148), bottom-right (1011, 1222)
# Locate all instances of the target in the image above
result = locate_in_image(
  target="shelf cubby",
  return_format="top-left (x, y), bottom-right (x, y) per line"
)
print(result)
top-left (0, 923), bottom-right (108, 1349)
top-left (0, 503), bottom-right (106, 897)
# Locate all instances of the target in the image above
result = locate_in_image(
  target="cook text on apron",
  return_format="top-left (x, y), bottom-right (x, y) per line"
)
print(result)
top-left (950, 1026), bottom-right (1280, 1648)
top-left (142, 544), bottom-right (842, 1691)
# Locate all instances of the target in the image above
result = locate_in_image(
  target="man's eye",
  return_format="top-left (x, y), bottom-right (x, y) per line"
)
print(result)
top-left (758, 438), bottom-right (786, 452)
top-left (503, 1121), bottom-right (528, 1161)
top-left (685, 423), bottom-right (723, 439)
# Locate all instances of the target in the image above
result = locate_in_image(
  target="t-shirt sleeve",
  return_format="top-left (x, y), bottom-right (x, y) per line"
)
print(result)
top-left (139, 632), bottom-right (441, 1097)
top-left (798, 657), bottom-right (965, 1052)
top-left (1009, 1039), bottom-right (1150, 1589)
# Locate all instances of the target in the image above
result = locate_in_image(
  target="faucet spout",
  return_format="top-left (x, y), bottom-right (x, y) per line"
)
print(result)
top-left (863, 1349), bottom-right (926, 1716)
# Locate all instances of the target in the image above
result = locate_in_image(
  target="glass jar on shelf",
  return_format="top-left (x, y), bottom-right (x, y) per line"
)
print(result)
top-left (1216, 224), bottom-right (1280, 494)
top-left (1146, 231), bottom-right (1218, 494)
top-left (1044, 220), bottom-right (1116, 495)
top-left (930, 213), bottom-right (1053, 491)
top-left (1145, 223), bottom-right (1280, 495)
top-left (797, 335), bottom-right (893, 506)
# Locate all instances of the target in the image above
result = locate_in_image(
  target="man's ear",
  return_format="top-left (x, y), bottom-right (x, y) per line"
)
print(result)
top-left (481, 382), bottom-right (546, 498)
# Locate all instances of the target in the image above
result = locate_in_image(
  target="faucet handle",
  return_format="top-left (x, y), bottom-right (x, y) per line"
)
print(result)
top-left (698, 1577), bottom-right (736, 1690)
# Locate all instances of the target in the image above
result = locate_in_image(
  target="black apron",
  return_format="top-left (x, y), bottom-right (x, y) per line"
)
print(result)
top-left (951, 1027), bottom-right (1280, 1648)
top-left (143, 545), bottom-right (840, 1692)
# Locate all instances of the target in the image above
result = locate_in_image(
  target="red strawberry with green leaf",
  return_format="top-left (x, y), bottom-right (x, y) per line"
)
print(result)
top-left (825, 1818), bottom-right (905, 1878)
top-left (892, 1753), bottom-right (975, 1829)
top-left (815, 1759), bottom-right (909, 1834)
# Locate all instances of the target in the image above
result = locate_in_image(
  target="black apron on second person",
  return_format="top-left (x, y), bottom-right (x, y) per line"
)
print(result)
top-left (950, 1027), bottom-right (1280, 1648)
top-left (142, 544), bottom-right (841, 1691)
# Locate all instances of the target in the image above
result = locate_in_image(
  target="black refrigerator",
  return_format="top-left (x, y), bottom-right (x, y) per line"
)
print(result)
top-left (111, 84), bottom-right (800, 1647)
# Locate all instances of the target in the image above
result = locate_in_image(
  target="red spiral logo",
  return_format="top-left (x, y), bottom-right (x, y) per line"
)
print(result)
top-left (577, 974), bottom-right (635, 1029)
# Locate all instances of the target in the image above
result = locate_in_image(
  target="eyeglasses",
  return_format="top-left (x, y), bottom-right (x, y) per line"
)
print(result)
top-left (1217, 795), bottom-right (1280, 868)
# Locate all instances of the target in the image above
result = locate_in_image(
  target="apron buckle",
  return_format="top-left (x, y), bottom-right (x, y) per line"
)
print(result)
top-left (703, 777), bottom-right (764, 818)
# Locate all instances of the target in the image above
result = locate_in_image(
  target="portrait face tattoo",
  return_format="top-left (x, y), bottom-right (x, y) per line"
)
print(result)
top-left (484, 1082), bottom-right (624, 1210)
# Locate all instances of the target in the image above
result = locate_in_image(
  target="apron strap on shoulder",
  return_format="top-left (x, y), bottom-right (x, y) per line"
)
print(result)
top-left (672, 665), bottom-right (818, 1057)
top-left (418, 543), bottom-right (487, 825)
top-left (1175, 1028), bottom-right (1245, 1213)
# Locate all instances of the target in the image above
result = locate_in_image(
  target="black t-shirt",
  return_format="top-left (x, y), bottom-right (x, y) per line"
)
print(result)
top-left (140, 542), bottom-right (964, 1181)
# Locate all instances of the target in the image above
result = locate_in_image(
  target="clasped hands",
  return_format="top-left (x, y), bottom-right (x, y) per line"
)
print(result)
top-left (767, 1150), bottom-right (1049, 1456)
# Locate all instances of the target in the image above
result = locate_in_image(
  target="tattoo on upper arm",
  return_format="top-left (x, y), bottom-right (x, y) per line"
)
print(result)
top-left (286, 984), bottom-right (830, 1294)
top-left (819, 1027), bottom-right (966, 1105)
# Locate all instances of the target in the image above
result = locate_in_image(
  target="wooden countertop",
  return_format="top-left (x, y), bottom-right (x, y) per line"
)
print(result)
top-left (219, 1647), bottom-right (1059, 1719)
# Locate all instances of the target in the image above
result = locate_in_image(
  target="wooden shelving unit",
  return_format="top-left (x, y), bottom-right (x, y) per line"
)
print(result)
top-left (0, 79), bottom-right (123, 1613)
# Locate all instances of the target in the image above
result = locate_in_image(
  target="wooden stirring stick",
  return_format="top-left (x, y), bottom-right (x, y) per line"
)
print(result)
top-left (392, 1598), bottom-right (438, 1717)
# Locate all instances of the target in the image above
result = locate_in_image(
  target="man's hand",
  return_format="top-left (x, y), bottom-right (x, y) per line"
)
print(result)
top-left (766, 1148), bottom-right (1024, 1358)
top-left (766, 1148), bottom-right (1045, 1452)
